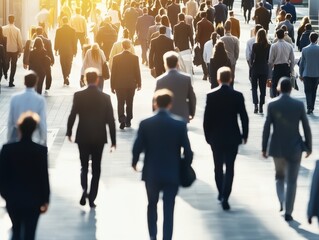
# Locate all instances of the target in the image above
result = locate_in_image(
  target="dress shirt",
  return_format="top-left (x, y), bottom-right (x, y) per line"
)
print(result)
top-left (2, 24), bottom-right (23, 53)
top-left (246, 37), bottom-right (255, 61)
top-left (7, 88), bottom-right (47, 146)
top-left (203, 40), bottom-right (214, 64)
top-left (269, 39), bottom-right (295, 72)
top-left (70, 14), bottom-right (87, 35)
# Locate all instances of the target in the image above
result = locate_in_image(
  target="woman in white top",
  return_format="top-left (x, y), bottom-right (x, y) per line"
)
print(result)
top-left (81, 43), bottom-right (108, 90)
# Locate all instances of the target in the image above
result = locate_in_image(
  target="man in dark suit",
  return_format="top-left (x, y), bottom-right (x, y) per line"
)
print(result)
top-left (149, 26), bottom-right (175, 77)
top-left (135, 7), bottom-right (155, 65)
top-left (281, 0), bottom-right (296, 23)
top-left (54, 16), bottom-right (77, 86)
top-left (0, 112), bottom-right (50, 240)
top-left (35, 26), bottom-right (54, 92)
top-left (67, 68), bottom-right (116, 208)
top-left (196, 11), bottom-right (214, 80)
top-left (214, 0), bottom-right (228, 26)
top-left (132, 89), bottom-right (193, 240)
top-left (253, 2), bottom-right (271, 32)
top-left (122, 1), bottom-right (140, 40)
top-left (111, 40), bottom-right (141, 129)
top-left (167, 0), bottom-right (181, 33)
top-left (262, 77), bottom-right (312, 221)
top-left (203, 67), bottom-right (249, 210)
top-left (174, 13), bottom-right (194, 52)
top-left (155, 51), bottom-right (196, 122)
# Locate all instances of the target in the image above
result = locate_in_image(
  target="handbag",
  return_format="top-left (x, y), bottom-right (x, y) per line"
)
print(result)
top-left (193, 44), bottom-right (202, 66)
top-left (180, 159), bottom-right (196, 188)
top-left (102, 61), bottom-right (110, 80)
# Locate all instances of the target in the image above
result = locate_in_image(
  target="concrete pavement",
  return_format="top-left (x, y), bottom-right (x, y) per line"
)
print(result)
top-left (0, 1), bottom-right (319, 239)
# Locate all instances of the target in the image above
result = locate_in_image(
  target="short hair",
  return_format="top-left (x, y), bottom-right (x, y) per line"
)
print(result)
top-left (285, 13), bottom-right (292, 20)
top-left (153, 89), bottom-right (173, 108)
top-left (224, 20), bottom-right (232, 32)
top-left (281, 24), bottom-right (287, 32)
top-left (62, 16), bottom-right (69, 24)
top-left (254, 24), bottom-right (263, 34)
top-left (200, 11), bottom-right (207, 18)
top-left (36, 26), bottom-right (43, 35)
top-left (143, 7), bottom-right (148, 14)
top-left (229, 10), bottom-right (234, 16)
top-left (17, 111), bottom-right (40, 138)
top-left (122, 39), bottom-right (131, 50)
top-left (206, 0), bottom-right (211, 6)
top-left (217, 67), bottom-right (232, 83)
top-left (277, 77), bottom-right (292, 93)
top-left (159, 26), bottom-right (166, 34)
top-left (305, 23), bottom-right (312, 31)
top-left (310, 32), bottom-right (318, 43)
top-left (155, 15), bottom-right (161, 23)
top-left (8, 15), bottom-right (15, 24)
top-left (164, 51), bottom-right (179, 69)
top-left (178, 13), bottom-right (185, 21)
top-left (276, 29), bottom-right (285, 39)
top-left (24, 71), bottom-right (38, 88)
top-left (85, 68), bottom-right (99, 84)
top-left (75, 7), bottom-right (81, 14)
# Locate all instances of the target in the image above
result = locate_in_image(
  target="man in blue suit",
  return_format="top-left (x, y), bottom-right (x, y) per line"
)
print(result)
top-left (132, 89), bottom-right (193, 240)
top-left (262, 77), bottom-right (312, 221)
top-left (299, 32), bottom-right (319, 114)
top-left (280, 0), bottom-right (296, 23)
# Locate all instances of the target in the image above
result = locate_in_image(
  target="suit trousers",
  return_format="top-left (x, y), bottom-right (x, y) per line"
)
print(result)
top-left (210, 144), bottom-right (238, 201)
top-left (36, 73), bottom-right (46, 95)
top-left (45, 66), bottom-right (52, 90)
top-left (59, 53), bottom-right (73, 82)
top-left (272, 64), bottom-right (290, 97)
top-left (140, 39), bottom-right (148, 63)
top-left (78, 143), bottom-right (105, 203)
top-left (145, 181), bottom-right (178, 240)
top-left (251, 73), bottom-right (267, 105)
top-left (6, 52), bottom-right (18, 83)
top-left (199, 47), bottom-right (208, 76)
top-left (6, 205), bottom-right (40, 240)
top-left (303, 77), bottom-right (319, 111)
top-left (273, 154), bottom-right (301, 215)
top-left (75, 32), bottom-right (86, 48)
top-left (115, 88), bottom-right (135, 124)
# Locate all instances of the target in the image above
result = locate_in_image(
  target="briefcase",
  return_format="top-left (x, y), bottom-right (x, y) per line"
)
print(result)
top-left (193, 45), bottom-right (202, 66)
top-left (180, 160), bottom-right (196, 187)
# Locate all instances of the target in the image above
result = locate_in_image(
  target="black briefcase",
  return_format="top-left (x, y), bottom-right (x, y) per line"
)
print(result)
top-left (180, 160), bottom-right (196, 187)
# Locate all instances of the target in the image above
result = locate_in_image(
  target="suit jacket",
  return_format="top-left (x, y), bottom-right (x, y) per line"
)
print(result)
top-left (253, 6), bottom-right (270, 31)
top-left (54, 24), bottom-right (77, 56)
top-left (0, 138), bottom-right (50, 209)
top-left (262, 94), bottom-right (312, 157)
top-left (281, 2), bottom-right (296, 23)
top-left (123, 7), bottom-right (140, 35)
top-left (155, 69), bottom-right (196, 121)
top-left (308, 160), bottom-right (319, 220)
top-left (136, 14), bottom-right (155, 41)
top-left (229, 16), bottom-right (240, 39)
top-left (67, 86), bottom-right (116, 145)
top-left (167, 3), bottom-right (181, 30)
top-left (204, 84), bottom-right (249, 147)
top-left (96, 24), bottom-right (118, 61)
top-left (38, 35), bottom-right (54, 65)
top-left (174, 21), bottom-right (194, 51)
top-left (111, 51), bottom-right (141, 90)
top-left (213, 2), bottom-right (228, 24)
top-left (299, 43), bottom-right (319, 78)
top-left (147, 23), bottom-right (161, 46)
top-left (29, 49), bottom-right (49, 77)
top-left (132, 110), bottom-right (193, 184)
top-left (250, 42), bottom-right (270, 75)
top-left (149, 34), bottom-right (174, 76)
top-left (196, 18), bottom-right (214, 48)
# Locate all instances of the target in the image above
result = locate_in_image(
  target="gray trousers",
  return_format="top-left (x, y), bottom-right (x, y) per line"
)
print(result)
top-left (273, 153), bottom-right (301, 215)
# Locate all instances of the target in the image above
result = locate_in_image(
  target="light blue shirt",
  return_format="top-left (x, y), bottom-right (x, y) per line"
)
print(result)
top-left (7, 88), bottom-right (47, 146)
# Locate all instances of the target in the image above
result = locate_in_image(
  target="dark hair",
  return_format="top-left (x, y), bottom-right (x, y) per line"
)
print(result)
top-left (213, 41), bottom-right (229, 63)
top-left (85, 68), bottom-right (99, 84)
top-left (224, 20), bottom-right (232, 32)
top-left (216, 24), bottom-right (224, 37)
top-left (18, 112), bottom-right (39, 138)
top-left (217, 67), bottom-right (232, 83)
top-left (164, 51), bottom-right (178, 68)
top-left (25, 71), bottom-right (38, 88)
top-left (123, 28), bottom-right (130, 38)
top-left (161, 15), bottom-right (170, 27)
top-left (305, 23), bottom-right (312, 31)
top-left (200, 11), bottom-right (207, 18)
top-left (36, 26), bottom-right (43, 35)
top-left (281, 25), bottom-right (288, 32)
top-left (178, 13), bottom-right (185, 21)
top-left (256, 29), bottom-right (269, 48)
top-left (155, 14), bottom-right (161, 23)
top-left (154, 89), bottom-right (173, 108)
top-left (285, 13), bottom-right (292, 20)
top-left (211, 32), bottom-right (218, 45)
top-left (8, 15), bottom-right (15, 24)
top-left (276, 29), bottom-right (285, 39)
top-left (199, 2), bottom-right (206, 11)
top-left (33, 37), bottom-right (44, 50)
top-left (159, 26), bottom-right (166, 34)
top-left (277, 77), bottom-right (292, 93)
top-left (310, 32), bottom-right (318, 43)
top-left (254, 24), bottom-right (263, 34)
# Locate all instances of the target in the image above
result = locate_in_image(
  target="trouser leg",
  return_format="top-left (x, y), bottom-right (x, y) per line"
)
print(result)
top-left (273, 157), bottom-right (286, 206)
top-left (145, 181), bottom-right (160, 240)
top-left (89, 144), bottom-right (104, 203)
top-left (78, 144), bottom-right (90, 193)
top-left (162, 184), bottom-right (178, 240)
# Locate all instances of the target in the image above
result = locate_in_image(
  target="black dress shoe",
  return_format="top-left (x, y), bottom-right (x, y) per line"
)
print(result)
top-left (279, 202), bottom-right (283, 212)
top-left (221, 200), bottom-right (230, 211)
top-left (284, 214), bottom-right (293, 221)
top-left (89, 201), bottom-right (96, 208)
top-left (9, 83), bottom-right (15, 87)
top-left (80, 193), bottom-right (87, 206)
top-left (259, 104), bottom-right (263, 114)
top-left (119, 122), bottom-right (125, 129)
top-left (254, 105), bottom-right (258, 114)
top-left (202, 75), bottom-right (208, 80)
top-left (217, 194), bottom-right (222, 201)
top-left (307, 109), bottom-right (313, 115)
top-left (125, 121), bottom-right (131, 128)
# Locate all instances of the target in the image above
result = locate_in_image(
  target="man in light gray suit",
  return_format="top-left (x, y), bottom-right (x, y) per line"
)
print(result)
top-left (299, 32), bottom-right (319, 114)
top-left (155, 51), bottom-right (196, 122)
top-left (262, 77), bottom-right (312, 222)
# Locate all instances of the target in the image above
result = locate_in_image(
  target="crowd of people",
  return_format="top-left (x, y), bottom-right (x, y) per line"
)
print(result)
top-left (0, 0), bottom-right (319, 239)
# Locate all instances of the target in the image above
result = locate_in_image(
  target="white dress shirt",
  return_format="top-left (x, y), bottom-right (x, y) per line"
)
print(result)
top-left (7, 88), bottom-right (47, 146)
top-left (2, 23), bottom-right (23, 53)
top-left (269, 39), bottom-right (295, 72)
top-left (203, 39), bottom-right (214, 64)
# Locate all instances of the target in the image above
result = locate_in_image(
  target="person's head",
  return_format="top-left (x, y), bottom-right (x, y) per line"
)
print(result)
top-left (285, 13), bottom-right (292, 21)
top-left (62, 16), bottom-right (69, 24)
top-left (199, 2), bottom-right (206, 11)
top-left (143, 7), bottom-right (148, 14)
top-left (276, 29), bottom-right (285, 39)
top-left (90, 43), bottom-right (102, 62)
top-left (224, 20), bottom-right (232, 32)
top-left (33, 37), bottom-right (44, 50)
top-left (155, 14), bottom-right (161, 23)
top-left (75, 7), bottom-right (81, 14)
top-left (163, 51), bottom-right (179, 70)
top-left (153, 89), bottom-right (173, 110)
top-left (310, 32), bottom-right (318, 44)
top-left (305, 23), bottom-right (312, 31)
top-left (281, 24), bottom-right (288, 32)
top-left (131, 1), bottom-right (136, 8)
top-left (181, 7), bottom-right (186, 14)
top-left (36, 26), bottom-right (43, 36)
top-left (159, 26), bottom-right (166, 34)
top-left (122, 39), bottom-right (131, 50)
top-left (254, 24), bottom-right (263, 35)
top-left (123, 28), bottom-right (130, 38)
top-left (256, 29), bottom-right (268, 47)
top-left (158, 7), bottom-right (166, 16)
top-left (217, 66), bottom-right (232, 85)
top-left (85, 68), bottom-right (99, 85)
top-left (278, 10), bottom-right (286, 19)
top-left (259, 2), bottom-right (263, 7)
top-left (200, 11), bottom-right (207, 19)
top-left (24, 70), bottom-right (38, 88)
top-left (206, 0), bottom-right (211, 6)
top-left (300, 16), bottom-right (310, 27)
top-left (216, 23), bottom-right (224, 37)
top-left (178, 13), bottom-right (185, 22)
top-left (211, 32), bottom-right (218, 45)
top-left (277, 77), bottom-right (292, 94)
top-left (17, 111), bottom-right (40, 139)
top-left (161, 15), bottom-right (170, 27)
top-left (213, 41), bottom-right (228, 61)
top-left (8, 15), bottom-right (15, 24)
top-left (229, 10), bottom-right (234, 17)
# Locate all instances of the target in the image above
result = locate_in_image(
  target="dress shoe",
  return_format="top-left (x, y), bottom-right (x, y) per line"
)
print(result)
top-left (202, 75), bottom-right (208, 81)
top-left (221, 200), bottom-right (230, 211)
top-left (9, 83), bottom-right (15, 87)
top-left (284, 214), bottom-right (293, 221)
top-left (254, 105), bottom-right (258, 114)
top-left (259, 104), bottom-right (263, 114)
top-left (217, 194), bottom-right (222, 201)
top-left (64, 77), bottom-right (70, 86)
top-left (279, 202), bottom-right (283, 212)
top-left (307, 109), bottom-right (313, 115)
top-left (119, 122), bottom-right (125, 130)
top-left (89, 201), bottom-right (96, 208)
top-left (125, 121), bottom-right (131, 128)
top-left (80, 192), bottom-right (87, 206)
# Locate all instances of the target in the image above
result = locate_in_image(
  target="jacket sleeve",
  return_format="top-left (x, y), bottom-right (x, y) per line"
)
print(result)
top-left (105, 95), bottom-right (116, 146)
top-left (40, 146), bottom-right (50, 204)
top-left (132, 122), bottom-right (145, 166)
top-left (66, 93), bottom-right (79, 137)
top-left (188, 78), bottom-right (196, 118)
top-left (262, 103), bottom-right (272, 152)
top-left (238, 93), bottom-right (249, 141)
top-left (300, 102), bottom-right (312, 153)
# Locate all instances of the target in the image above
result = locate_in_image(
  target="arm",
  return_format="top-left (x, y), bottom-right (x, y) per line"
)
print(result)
top-left (181, 124), bottom-right (193, 164)
top-left (299, 51), bottom-right (305, 78)
top-left (39, 147), bottom-right (50, 211)
top-left (149, 40), bottom-right (155, 69)
top-left (66, 94), bottom-right (79, 139)
top-left (105, 95), bottom-right (116, 147)
top-left (188, 78), bottom-right (196, 119)
top-left (0, 146), bottom-right (9, 198)
top-left (7, 100), bottom-right (16, 143)
top-left (132, 122), bottom-right (145, 169)
top-left (17, 29), bottom-right (23, 54)
top-left (289, 46), bottom-right (295, 73)
top-left (301, 103), bottom-right (312, 155)
top-left (238, 94), bottom-right (249, 143)
top-left (307, 161), bottom-right (319, 223)
top-left (38, 99), bottom-right (47, 146)
top-left (135, 57), bottom-right (142, 89)
top-left (262, 104), bottom-right (272, 156)
top-left (235, 38), bottom-right (240, 61)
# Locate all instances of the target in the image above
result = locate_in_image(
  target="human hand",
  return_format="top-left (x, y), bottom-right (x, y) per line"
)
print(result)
top-left (308, 217), bottom-right (312, 224)
top-left (40, 203), bottom-right (49, 213)
top-left (132, 164), bottom-right (138, 172)
top-left (305, 151), bottom-right (311, 158)
top-left (68, 136), bottom-right (73, 142)
top-left (262, 151), bottom-right (268, 158)
top-left (110, 145), bottom-right (116, 153)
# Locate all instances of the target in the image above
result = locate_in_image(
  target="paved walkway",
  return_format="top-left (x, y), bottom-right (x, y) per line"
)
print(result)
top-left (1, 1), bottom-right (319, 239)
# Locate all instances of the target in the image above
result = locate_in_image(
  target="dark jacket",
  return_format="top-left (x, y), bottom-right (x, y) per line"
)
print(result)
top-left (96, 23), bottom-right (118, 60)
top-left (250, 42), bottom-right (270, 75)
top-left (254, 6), bottom-right (271, 31)
top-left (209, 56), bottom-right (231, 89)
top-left (196, 18), bottom-right (214, 48)
top-left (167, 3), bottom-right (181, 30)
top-left (54, 24), bottom-right (77, 56)
top-left (0, 138), bottom-right (50, 209)
top-left (29, 49), bottom-right (50, 77)
top-left (214, 2), bottom-right (228, 24)
top-left (173, 22), bottom-right (194, 51)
